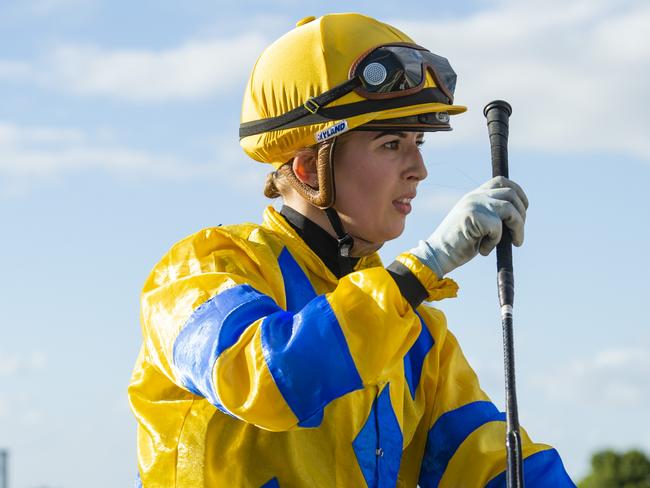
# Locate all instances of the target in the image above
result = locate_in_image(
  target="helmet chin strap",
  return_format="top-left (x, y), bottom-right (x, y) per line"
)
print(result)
top-left (322, 139), bottom-right (383, 264)
top-left (320, 138), bottom-right (355, 271)
top-left (324, 206), bottom-right (354, 258)
top-left (282, 135), bottom-right (380, 269)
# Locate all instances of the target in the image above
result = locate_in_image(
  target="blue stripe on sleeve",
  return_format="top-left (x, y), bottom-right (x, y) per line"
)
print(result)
top-left (260, 294), bottom-right (364, 426)
top-left (278, 247), bottom-right (317, 312)
top-left (419, 401), bottom-right (506, 488)
top-left (277, 246), bottom-right (325, 426)
top-left (404, 312), bottom-right (434, 399)
top-left (172, 284), bottom-right (281, 410)
top-left (485, 448), bottom-right (576, 488)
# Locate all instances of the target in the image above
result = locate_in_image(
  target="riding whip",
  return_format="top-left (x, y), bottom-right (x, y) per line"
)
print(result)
top-left (484, 100), bottom-right (524, 487)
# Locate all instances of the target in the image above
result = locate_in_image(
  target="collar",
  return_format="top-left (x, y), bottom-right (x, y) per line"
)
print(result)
top-left (262, 205), bottom-right (382, 281)
top-left (280, 205), bottom-right (360, 279)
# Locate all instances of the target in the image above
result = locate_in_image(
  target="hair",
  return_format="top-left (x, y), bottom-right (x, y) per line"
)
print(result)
top-left (264, 171), bottom-right (282, 198)
top-left (263, 144), bottom-right (318, 199)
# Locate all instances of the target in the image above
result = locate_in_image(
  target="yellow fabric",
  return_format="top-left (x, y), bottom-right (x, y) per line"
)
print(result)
top-left (129, 206), bottom-right (558, 487)
top-left (440, 422), bottom-right (552, 487)
top-left (240, 13), bottom-right (467, 166)
top-left (395, 252), bottom-right (459, 302)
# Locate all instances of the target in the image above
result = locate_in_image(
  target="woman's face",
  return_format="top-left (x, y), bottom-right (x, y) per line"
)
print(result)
top-left (333, 130), bottom-right (427, 246)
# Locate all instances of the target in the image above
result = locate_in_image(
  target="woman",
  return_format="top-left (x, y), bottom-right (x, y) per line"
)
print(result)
top-left (129, 13), bottom-right (575, 487)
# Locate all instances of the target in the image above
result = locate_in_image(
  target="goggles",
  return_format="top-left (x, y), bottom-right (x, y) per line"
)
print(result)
top-left (240, 43), bottom-right (457, 138)
top-left (350, 43), bottom-right (456, 102)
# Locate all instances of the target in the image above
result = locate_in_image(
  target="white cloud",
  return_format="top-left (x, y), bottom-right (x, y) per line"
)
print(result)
top-left (0, 351), bottom-right (47, 377)
top-left (45, 34), bottom-right (267, 101)
top-left (390, 0), bottom-right (650, 160)
top-left (0, 60), bottom-right (33, 79)
top-left (27, 0), bottom-right (91, 15)
top-left (0, 32), bottom-right (267, 101)
top-left (537, 346), bottom-right (650, 408)
top-left (0, 120), bottom-right (265, 196)
top-left (0, 397), bottom-right (9, 418)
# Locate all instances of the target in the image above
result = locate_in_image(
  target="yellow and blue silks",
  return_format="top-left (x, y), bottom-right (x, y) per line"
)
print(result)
top-left (128, 205), bottom-right (575, 487)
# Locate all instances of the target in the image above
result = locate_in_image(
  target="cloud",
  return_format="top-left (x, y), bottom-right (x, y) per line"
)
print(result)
top-left (27, 0), bottom-right (91, 15)
top-left (0, 120), bottom-right (265, 197)
top-left (46, 34), bottom-right (266, 101)
top-left (536, 346), bottom-right (650, 408)
top-left (3, 1), bottom-right (648, 161)
top-left (0, 32), bottom-right (268, 101)
top-left (0, 60), bottom-right (33, 79)
top-left (390, 0), bottom-right (650, 161)
top-left (0, 397), bottom-right (9, 418)
top-left (0, 351), bottom-right (47, 377)
top-left (0, 121), bottom-right (197, 187)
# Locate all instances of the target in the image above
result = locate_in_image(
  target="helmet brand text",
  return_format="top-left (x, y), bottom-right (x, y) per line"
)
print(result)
top-left (315, 120), bottom-right (349, 142)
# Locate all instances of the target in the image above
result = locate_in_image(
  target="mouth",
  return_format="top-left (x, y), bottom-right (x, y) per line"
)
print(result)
top-left (392, 196), bottom-right (414, 215)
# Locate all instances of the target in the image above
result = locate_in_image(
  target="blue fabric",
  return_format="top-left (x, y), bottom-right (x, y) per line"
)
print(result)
top-left (260, 477), bottom-right (281, 488)
top-left (419, 401), bottom-right (506, 488)
top-left (352, 384), bottom-right (404, 488)
top-left (173, 284), bottom-right (280, 410)
top-left (135, 472), bottom-right (142, 488)
top-left (278, 246), bottom-right (324, 427)
top-left (297, 409), bottom-right (324, 428)
top-left (352, 396), bottom-right (379, 488)
top-left (261, 295), bottom-right (364, 426)
top-left (278, 246), bottom-right (317, 312)
top-left (377, 384), bottom-right (404, 488)
top-left (485, 448), bottom-right (576, 488)
top-left (404, 313), bottom-right (434, 399)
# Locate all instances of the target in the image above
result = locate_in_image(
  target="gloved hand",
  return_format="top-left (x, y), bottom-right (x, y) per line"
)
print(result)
top-left (409, 176), bottom-right (529, 278)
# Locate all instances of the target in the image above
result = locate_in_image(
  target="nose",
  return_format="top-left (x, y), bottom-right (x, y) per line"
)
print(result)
top-left (406, 147), bottom-right (428, 182)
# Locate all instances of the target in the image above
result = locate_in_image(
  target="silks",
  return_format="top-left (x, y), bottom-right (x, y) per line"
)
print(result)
top-left (128, 206), bottom-right (575, 487)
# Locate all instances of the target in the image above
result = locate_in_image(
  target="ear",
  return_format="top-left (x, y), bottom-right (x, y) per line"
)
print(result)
top-left (292, 149), bottom-right (319, 188)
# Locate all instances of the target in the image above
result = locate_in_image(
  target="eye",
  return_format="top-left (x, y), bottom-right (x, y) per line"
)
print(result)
top-left (416, 139), bottom-right (425, 148)
top-left (382, 140), bottom-right (400, 150)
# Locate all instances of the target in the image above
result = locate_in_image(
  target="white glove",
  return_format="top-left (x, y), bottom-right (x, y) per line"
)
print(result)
top-left (410, 176), bottom-right (529, 278)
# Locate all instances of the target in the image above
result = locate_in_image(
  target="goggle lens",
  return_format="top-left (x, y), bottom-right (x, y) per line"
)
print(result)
top-left (353, 45), bottom-right (457, 100)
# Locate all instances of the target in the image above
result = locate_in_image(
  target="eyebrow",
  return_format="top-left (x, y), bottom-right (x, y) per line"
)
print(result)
top-left (373, 131), bottom-right (409, 140)
top-left (372, 131), bottom-right (427, 140)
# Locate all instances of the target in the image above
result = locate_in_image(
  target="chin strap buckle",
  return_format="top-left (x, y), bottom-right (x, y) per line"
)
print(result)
top-left (337, 234), bottom-right (354, 258)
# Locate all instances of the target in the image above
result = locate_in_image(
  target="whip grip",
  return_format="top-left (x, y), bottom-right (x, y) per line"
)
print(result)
top-left (483, 100), bottom-right (514, 307)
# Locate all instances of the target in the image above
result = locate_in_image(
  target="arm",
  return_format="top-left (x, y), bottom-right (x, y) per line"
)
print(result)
top-left (416, 321), bottom-right (575, 487)
top-left (139, 225), bottom-right (457, 432)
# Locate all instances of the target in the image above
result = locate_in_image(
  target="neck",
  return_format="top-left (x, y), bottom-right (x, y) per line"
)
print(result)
top-left (279, 205), bottom-right (359, 278)
top-left (281, 194), bottom-right (383, 258)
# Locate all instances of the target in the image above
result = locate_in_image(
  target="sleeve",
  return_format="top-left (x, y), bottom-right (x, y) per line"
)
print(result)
top-left (415, 313), bottom-right (576, 487)
top-left (139, 228), bottom-right (457, 432)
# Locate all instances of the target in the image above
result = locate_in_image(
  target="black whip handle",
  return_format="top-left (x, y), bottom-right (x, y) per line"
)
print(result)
top-left (484, 100), bottom-right (515, 308)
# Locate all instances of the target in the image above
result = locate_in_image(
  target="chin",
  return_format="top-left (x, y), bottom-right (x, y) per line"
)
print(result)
top-left (379, 218), bottom-right (406, 243)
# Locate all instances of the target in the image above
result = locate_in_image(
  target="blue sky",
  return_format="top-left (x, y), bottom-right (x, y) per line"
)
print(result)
top-left (1, 0), bottom-right (649, 486)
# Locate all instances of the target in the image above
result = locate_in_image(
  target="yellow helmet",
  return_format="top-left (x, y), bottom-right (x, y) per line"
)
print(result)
top-left (239, 12), bottom-right (467, 168)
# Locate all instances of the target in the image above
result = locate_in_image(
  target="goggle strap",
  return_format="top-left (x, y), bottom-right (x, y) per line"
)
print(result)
top-left (239, 78), bottom-right (361, 138)
top-left (240, 87), bottom-right (450, 138)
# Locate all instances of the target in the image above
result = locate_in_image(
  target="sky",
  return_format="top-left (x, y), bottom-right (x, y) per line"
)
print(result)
top-left (1, 0), bottom-right (649, 486)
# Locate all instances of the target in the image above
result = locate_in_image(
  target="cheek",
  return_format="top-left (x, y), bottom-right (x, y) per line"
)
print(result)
top-left (335, 160), bottom-right (405, 241)
top-left (336, 160), bottom-right (387, 212)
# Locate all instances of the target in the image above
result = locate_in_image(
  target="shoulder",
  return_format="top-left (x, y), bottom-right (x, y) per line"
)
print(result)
top-left (143, 222), bottom-right (286, 292)
top-left (416, 304), bottom-right (449, 341)
top-left (416, 305), bottom-right (467, 369)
